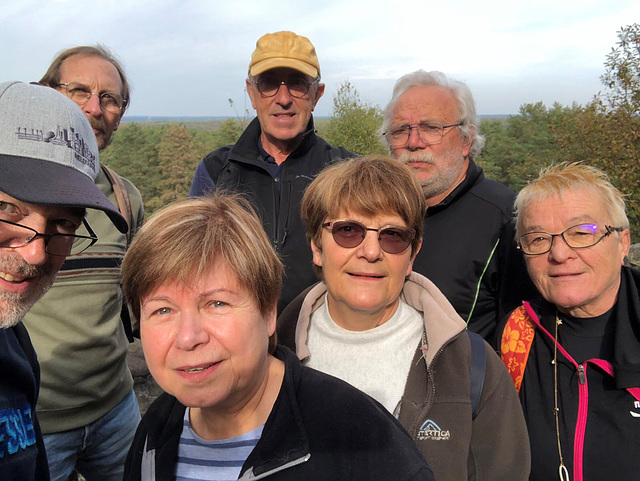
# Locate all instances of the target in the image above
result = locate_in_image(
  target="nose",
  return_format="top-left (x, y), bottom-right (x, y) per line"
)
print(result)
top-left (15, 237), bottom-right (48, 266)
top-left (83, 93), bottom-right (103, 118)
top-left (174, 310), bottom-right (209, 351)
top-left (357, 231), bottom-right (383, 261)
top-left (274, 82), bottom-right (293, 106)
top-left (406, 126), bottom-right (428, 151)
top-left (547, 234), bottom-right (576, 263)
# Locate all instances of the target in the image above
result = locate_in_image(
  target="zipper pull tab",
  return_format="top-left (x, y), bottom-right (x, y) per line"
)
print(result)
top-left (577, 364), bottom-right (586, 384)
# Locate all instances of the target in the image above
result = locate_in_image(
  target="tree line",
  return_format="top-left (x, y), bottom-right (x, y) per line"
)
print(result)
top-left (101, 24), bottom-right (640, 238)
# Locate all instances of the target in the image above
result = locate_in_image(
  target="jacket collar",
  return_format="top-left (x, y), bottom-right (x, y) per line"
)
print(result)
top-left (241, 346), bottom-right (310, 478)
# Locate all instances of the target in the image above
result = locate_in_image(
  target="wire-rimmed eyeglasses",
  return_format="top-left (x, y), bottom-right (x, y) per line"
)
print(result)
top-left (0, 218), bottom-right (98, 256)
top-left (254, 76), bottom-right (319, 99)
top-left (55, 82), bottom-right (127, 114)
top-left (517, 223), bottom-right (624, 256)
top-left (383, 121), bottom-right (463, 147)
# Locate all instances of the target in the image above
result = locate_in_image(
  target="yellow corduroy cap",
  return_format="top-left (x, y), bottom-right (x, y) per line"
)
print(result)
top-left (249, 31), bottom-right (320, 78)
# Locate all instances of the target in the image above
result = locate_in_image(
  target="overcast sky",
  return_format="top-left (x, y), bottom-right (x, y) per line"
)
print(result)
top-left (3, 1), bottom-right (638, 118)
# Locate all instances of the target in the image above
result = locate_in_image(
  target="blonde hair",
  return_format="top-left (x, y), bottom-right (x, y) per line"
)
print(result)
top-left (301, 155), bottom-right (426, 277)
top-left (121, 194), bottom-right (283, 352)
top-left (515, 162), bottom-right (629, 237)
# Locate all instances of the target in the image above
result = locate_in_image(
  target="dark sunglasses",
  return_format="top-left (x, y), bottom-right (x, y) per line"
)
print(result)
top-left (322, 220), bottom-right (415, 254)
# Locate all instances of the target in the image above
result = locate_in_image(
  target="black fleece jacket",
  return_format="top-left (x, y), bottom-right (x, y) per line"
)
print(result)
top-left (123, 346), bottom-right (434, 481)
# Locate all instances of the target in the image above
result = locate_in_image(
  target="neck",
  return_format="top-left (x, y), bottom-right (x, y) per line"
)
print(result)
top-left (189, 356), bottom-right (284, 440)
top-left (260, 132), bottom-right (303, 165)
top-left (327, 296), bottom-right (400, 332)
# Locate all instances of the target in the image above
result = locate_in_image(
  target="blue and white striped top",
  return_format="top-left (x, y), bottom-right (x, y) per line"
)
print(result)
top-left (174, 408), bottom-right (263, 481)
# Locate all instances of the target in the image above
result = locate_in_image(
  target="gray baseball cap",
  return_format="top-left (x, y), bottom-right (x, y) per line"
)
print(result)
top-left (0, 81), bottom-right (127, 233)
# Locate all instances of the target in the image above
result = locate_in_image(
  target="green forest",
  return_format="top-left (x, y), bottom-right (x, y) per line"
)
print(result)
top-left (101, 24), bottom-right (640, 238)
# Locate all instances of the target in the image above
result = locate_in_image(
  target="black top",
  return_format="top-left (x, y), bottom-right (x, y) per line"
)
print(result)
top-left (413, 160), bottom-right (536, 343)
top-left (124, 346), bottom-right (434, 481)
top-left (0, 322), bottom-right (49, 480)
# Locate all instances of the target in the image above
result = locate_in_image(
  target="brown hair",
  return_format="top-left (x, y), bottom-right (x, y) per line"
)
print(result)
top-left (121, 194), bottom-right (283, 353)
top-left (301, 155), bottom-right (426, 276)
top-left (40, 44), bottom-right (131, 112)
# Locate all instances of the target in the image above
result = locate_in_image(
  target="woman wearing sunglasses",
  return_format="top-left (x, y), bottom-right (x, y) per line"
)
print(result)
top-left (278, 155), bottom-right (530, 481)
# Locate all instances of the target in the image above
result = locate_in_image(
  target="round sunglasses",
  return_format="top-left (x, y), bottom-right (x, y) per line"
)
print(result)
top-left (322, 220), bottom-right (415, 254)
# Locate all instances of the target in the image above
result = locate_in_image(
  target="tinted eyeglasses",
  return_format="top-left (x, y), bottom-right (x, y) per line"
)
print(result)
top-left (254, 76), bottom-right (319, 98)
top-left (322, 220), bottom-right (415, 254)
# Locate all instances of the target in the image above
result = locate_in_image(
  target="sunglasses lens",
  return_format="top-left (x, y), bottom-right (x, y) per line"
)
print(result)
top-left (331, 221), bottom-right (366, 248)
top-left (379, 228), bottom-right (413, 254)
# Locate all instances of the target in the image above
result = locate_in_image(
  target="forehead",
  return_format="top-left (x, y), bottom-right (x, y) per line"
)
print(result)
top-left (392, 84), bottom-right (458, 124)
top-left (333, 209), bottom-right (408, 226)
top-left (521, 188), bottom-right (608, 229)
top-left (59, 54), bottom-right (122, 92)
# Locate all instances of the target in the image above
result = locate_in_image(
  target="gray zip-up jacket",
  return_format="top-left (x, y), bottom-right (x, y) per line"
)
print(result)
top-left (277, 272), bottom-right (531, 481)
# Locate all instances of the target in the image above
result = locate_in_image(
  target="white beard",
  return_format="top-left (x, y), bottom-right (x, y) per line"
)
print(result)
top-left (0, 254), bottom-right (57, 328)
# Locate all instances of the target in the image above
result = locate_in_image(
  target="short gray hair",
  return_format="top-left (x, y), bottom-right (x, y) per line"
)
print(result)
top-left (381, 70), bottom-right (485, 160)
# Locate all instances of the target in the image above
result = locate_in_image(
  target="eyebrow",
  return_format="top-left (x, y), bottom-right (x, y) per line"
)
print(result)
top-left (524, 216), bottom-right (598, 232)
top-left (143, 287), bottom-right (238, 305)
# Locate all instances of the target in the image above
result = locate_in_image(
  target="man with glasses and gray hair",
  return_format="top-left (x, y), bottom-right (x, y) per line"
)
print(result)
top-left (0, 81), bottom-right (128, 480)
top-left (20, 45), bottom-right (144, 481)
top-left (381, 70), bottom-right (534, 344)
top-left (190, 31), bottom-right (352, 313)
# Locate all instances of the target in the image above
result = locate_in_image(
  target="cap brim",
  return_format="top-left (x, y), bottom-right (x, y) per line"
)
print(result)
top-left (0, 155), bottom-right (128, 233)
top-left (249, 58), bottom-right (318, 78)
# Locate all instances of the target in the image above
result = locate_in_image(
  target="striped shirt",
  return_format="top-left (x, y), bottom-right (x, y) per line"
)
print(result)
top-left (174, 408), bottom-right (263, 481)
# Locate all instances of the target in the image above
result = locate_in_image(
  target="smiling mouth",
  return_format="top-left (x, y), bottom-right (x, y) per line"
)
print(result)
top-left (0, 271), bottom-right (25, 283)
top-left (181, 363), bottom-right (216, 374)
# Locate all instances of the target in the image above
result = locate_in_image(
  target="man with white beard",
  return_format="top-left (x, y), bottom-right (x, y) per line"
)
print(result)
top-left (381, 70), bottom-right (535, 344)
top-left (0, 81), bottom-right (127, 480)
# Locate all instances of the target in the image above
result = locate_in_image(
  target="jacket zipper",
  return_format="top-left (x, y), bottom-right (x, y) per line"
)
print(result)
top-left (572, 363), bottom-right (588, 481)
top-left (522, 303), bottom-right (588, 481)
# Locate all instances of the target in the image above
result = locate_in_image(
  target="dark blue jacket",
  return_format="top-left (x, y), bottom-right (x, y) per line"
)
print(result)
top-left (0, 322), bottom-right (49, 480)
top-left (190, 117), bottom-right (353, 313)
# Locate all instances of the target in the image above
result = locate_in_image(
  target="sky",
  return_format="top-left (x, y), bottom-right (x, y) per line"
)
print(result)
top-left (3, 0), bottom-right (639, 118)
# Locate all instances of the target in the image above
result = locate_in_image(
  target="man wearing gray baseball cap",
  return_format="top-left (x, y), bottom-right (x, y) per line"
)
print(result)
top-left (0, 81), bottom-right (126, 480)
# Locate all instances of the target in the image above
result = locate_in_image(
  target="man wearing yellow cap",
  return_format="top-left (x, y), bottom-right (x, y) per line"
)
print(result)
top-left (190, 31), bottom-right (352, 312)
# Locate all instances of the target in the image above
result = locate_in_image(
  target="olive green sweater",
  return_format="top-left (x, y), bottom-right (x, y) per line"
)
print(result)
top-left (22, 168), bottom-right (144, 432)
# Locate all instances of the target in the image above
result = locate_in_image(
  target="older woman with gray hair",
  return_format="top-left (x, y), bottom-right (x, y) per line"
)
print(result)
top-left (499, 162), bottom-right (640, 481)
top-left (278, 155), bottom-right (530, 481)
top-left (120, 194), bottom-right (434, 481)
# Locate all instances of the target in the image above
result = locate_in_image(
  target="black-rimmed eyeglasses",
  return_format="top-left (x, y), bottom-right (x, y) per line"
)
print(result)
top-left (322, 220), bottom-right (415, 254)
top-left (55, 82), bottom-right (127, 114)
top-left (383, 121), bottom-right (463, 147)
top-left (0, 218), bottom-right (98, 256)
top-left (517, 223), bottom-right (624, 256)
top-left (254, 76), bottom-right (319, 98)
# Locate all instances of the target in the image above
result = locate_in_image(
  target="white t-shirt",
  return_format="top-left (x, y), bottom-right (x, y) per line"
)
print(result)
top-left (305, 295), bottom-right (423, 413)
